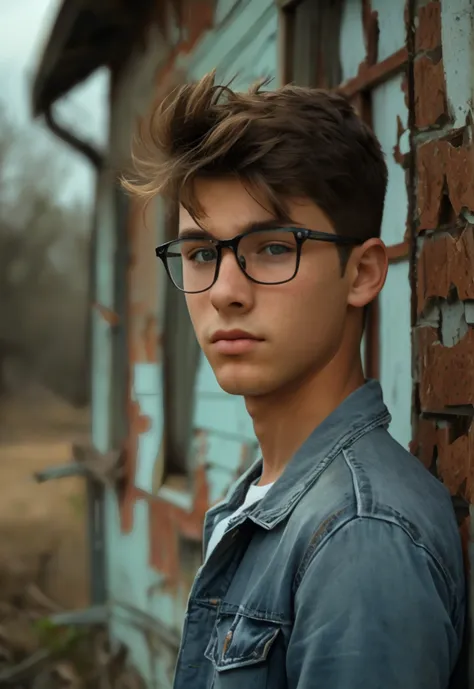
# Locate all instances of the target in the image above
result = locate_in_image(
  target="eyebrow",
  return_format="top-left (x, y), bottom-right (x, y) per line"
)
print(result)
top-left (178, 218), bottom-right (293, 240)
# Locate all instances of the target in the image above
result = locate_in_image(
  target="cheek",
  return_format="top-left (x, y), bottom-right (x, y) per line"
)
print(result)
top-left (184, 295), bottom-right (207, 341)
top-left (271, 270), bottom-right (348, 345)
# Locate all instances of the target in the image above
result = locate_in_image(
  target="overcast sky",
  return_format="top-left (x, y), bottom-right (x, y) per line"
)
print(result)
top-left (0, 0), bottom-right (108, 205)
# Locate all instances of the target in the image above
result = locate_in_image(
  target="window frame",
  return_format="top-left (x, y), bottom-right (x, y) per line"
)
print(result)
top-left (278, 0), bottom-right (410, 379)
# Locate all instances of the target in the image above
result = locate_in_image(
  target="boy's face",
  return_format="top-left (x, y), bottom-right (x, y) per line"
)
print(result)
top-left (179, 178), bottom-right (386, 398)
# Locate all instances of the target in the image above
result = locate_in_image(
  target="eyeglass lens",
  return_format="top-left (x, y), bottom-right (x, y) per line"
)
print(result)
top-left (165, 229), bottom-right (299, 292)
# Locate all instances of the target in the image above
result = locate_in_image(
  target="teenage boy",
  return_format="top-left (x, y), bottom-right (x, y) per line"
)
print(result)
top-left (125, 72), bottom-right (465, 689)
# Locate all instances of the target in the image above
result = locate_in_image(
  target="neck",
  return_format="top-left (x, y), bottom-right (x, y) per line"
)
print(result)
top-left (245, 356), bottom-right (365, 486)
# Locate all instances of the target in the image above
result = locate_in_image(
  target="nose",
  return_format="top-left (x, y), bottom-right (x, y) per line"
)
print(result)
top-left (209, 249), bottom-right (254, 312)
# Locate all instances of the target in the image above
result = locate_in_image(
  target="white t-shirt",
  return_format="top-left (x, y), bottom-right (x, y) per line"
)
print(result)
top-left (205, 481), bottom-right (274, 562)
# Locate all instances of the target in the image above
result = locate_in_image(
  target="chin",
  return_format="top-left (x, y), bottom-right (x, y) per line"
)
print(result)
top-left (213, 362), bottom-right (278, 397)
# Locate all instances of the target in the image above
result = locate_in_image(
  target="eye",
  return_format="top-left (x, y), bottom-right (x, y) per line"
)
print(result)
top-left (189, 247), bottom-right (218, 264)
top-left (262, 243), bottom-right (293, 256)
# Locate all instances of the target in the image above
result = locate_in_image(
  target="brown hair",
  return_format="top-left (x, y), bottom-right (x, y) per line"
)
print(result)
top-left (124, 70), bottom-right (387, 245)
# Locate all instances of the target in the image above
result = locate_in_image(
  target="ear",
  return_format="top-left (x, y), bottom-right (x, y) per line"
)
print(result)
top-left (347, 238), bottom-right (388, 308)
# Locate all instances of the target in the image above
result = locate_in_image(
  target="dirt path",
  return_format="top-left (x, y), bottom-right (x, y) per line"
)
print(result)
top-left (0, 386), bottom-right (90, 610)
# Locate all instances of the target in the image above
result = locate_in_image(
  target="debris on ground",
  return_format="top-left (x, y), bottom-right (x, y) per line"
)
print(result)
top-left (0, 583), bottom-right (145, 689)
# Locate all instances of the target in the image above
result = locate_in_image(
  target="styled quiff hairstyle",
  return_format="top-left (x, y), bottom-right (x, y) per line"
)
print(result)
top-left (124, 70), bottom-right (388, 243)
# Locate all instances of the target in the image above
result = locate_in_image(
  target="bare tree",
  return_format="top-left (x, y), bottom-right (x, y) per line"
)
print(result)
top-left (0, 106), bottom-right (91, 405)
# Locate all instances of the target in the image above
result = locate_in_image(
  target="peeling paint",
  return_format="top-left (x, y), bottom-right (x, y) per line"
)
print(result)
top-left (414, 418), bottom-right (474, 503)
top-left (415, 2), bottom-right (442, 53)
top-left (93, 302), bottom-right (121, 327)
top-left (411, 7), bottom-right (474, 647)
top-left (440, 299), bottom-right (469, 347)
top-left (120, 397), bottom-right (152, 533)
top-left (411, 416), bottom-right (473, 531)
top-left (148, 463), bottom-right (209, 588)
top-left (392, 114), bottom-right (407, 165)
top-left (439, 0), bottom-right (474, 127)
top-left (416, 135), bottom-right (474, 230)
top-left (414, 55), bottom-right (448, 128)
top-left (437, 422), bottom-right (474, 502)
top-left (416, 326), bottom-right (474, 411)
top-left (465, 301), bottom-right (474, 325)
top-left (416, 228), bottom-right (474, 313)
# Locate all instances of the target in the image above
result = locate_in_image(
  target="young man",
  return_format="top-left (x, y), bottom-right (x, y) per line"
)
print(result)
top-left (126, 72), bottom-right (465, 688)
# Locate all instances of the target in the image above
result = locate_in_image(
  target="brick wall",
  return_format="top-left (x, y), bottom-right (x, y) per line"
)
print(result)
top-left (410, 0), bottom-right (472, 678)
top-left (411, 0), bottom-right (473, 557)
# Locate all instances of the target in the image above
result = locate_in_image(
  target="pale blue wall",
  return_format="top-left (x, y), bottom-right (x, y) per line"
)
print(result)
top-left (187, 0), bottom-right (277, 88)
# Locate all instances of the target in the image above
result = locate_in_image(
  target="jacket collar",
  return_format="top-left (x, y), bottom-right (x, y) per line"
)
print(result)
top-left (207, 380), bottom-right (391, 531)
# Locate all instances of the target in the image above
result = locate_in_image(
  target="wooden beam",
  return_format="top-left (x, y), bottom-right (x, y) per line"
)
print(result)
top-left (339, 47), bottom-right (408, 98)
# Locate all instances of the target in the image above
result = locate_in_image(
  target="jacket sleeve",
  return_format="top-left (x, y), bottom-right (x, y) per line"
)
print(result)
top-left (286, 516), bottom-right (462, 689)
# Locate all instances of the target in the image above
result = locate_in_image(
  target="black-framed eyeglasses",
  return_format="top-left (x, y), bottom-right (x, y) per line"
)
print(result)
top-left (155, 227), bottom-right (363, 294)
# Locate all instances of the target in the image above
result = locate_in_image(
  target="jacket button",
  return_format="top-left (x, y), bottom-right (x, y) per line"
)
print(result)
top-left (223, 631), bottom-right (233, 656)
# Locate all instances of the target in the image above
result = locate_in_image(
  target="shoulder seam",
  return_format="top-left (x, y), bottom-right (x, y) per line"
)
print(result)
top-left (293, 513), bottom-right (457, 603)
top-left (342, 446), bottom-right (363, 515)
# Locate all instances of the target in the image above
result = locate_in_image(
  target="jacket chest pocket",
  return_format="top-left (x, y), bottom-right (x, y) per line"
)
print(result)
top-left (204, 612), bottom-right (281, 689)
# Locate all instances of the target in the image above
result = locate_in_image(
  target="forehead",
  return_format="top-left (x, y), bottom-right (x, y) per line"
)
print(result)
top-left (179, 178), bottom-right (273, 239)
top-left (178, 177), bottom-right (334, 239)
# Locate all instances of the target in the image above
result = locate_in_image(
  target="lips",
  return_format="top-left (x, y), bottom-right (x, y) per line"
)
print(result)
top-left (210, 329), bottom-right (263, 355)
top-left (210, 329), bottom-right (260, 343)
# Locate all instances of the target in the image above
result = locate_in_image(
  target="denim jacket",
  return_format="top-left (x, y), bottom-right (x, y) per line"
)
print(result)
top-left (173, 381), bottom-right (465, 689)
